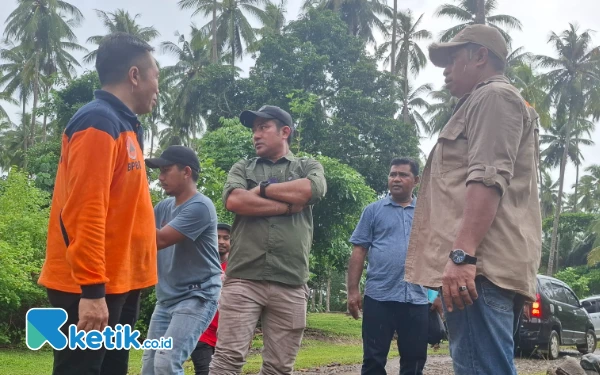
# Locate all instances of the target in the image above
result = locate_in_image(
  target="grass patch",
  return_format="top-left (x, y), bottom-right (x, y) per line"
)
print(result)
top-left (0, 313), bottom-right (450, 374)
top-left (306, 312), bottom-right (363, 339)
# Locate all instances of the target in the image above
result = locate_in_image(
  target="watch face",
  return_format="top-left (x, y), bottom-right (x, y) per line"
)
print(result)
top-left (452, 250), bottom-right (466, 263)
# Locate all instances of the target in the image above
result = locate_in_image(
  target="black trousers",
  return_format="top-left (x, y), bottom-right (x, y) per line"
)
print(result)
top-left (190, 341), bottom-right (215, 375)
top-left (361, 295), bottom-right (429, 375)
top-left (46, 288), bottom-right (142, 375)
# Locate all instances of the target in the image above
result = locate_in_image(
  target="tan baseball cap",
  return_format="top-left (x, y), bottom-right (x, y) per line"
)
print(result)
top-left (429, 24), bottom-right (508, 68)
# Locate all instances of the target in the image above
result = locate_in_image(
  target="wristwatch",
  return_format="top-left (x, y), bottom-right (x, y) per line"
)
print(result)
top-left (449, 249), bottom-right (477, 265)
top-left (259, 180), bottom-right (271, 198)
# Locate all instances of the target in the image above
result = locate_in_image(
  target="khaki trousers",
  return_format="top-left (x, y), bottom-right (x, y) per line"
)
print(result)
top-left (209, 277), bottom-right (309, 375)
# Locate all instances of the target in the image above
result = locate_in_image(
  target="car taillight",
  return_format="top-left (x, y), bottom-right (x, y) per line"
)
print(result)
top-left (531, 293), bottom-right (541, 318)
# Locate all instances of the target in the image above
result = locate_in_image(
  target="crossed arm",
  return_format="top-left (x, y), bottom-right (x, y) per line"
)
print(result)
top-left (223, 160), bottom-right (326, 217)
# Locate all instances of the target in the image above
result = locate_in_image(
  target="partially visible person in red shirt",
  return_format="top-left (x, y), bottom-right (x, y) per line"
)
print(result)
top-left (191, 223), bottom-right (231, 375)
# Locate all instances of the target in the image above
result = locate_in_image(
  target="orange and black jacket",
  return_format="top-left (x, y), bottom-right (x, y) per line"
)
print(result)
top-left (38, 90), bottom-right (157, 298)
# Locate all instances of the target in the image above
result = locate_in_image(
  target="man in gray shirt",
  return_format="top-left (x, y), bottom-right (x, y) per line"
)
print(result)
top-left (142, 145), bottom-right (222, 375)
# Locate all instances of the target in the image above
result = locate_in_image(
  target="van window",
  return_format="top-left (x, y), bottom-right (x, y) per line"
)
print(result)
top-left (563, 288), bottom-right (580, 307)
top-left (583, 300), bottom-right (598, 314)
top-left (550, 283), bottom-right (570, 304)
top-left (541, 279), bottom-right (555, 299)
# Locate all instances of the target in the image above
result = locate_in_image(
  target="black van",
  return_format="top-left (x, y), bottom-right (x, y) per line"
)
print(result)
top-left (515, 274), bottom-right (597, 359)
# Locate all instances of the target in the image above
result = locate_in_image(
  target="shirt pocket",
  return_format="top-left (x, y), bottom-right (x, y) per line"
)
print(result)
top-left (245, 168), bottom-right (261, 189)
top-left (436, 118), bottom-right (468, 174)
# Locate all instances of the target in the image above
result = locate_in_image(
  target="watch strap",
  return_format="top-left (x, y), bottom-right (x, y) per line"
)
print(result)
top-left (260, 181), bottom-right (269, 198)
top-left (464, 254), bottom-right (477, 265)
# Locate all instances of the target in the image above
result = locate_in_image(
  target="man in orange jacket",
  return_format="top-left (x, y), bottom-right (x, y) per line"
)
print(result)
top-left (38, 32), bottom-right (160, 375)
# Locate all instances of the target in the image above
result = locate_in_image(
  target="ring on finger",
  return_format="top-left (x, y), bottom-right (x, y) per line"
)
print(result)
top-left (459, 286), bottom-right (468, 292)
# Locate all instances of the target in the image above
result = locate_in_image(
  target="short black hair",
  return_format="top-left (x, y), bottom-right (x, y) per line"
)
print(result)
top-left (95, 32), bottom-right (155, 86)
top-left (176, 164), bottom-right (199, 182)
top-left (466, 43), bottom-right (506, 73)
top-left (390, 157), bottom-right (419, 177)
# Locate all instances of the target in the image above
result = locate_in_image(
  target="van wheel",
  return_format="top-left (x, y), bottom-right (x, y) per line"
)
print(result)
top-left (548, 330), bottom-right (560, 360)
top-left (577, 329), bottom-right (597, 354)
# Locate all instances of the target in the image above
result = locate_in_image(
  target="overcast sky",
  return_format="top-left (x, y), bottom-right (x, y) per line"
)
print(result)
top-left (1, 0), bottom-right (599, 193)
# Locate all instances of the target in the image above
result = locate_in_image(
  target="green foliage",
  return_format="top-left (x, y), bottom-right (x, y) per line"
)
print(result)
top-left (197, 157), bottom-right (233, 225)
top-left (43, 71), bottom-right (101, 134)
top-left (134, 287), bottom-right (156, 340)
top-left (541, 213), bottom-right (599, 269)
top-left (195, 117), bottom-right (254, 173)
top-left (240, 9), bottom-right (420, 194)
top-left (307, 153), bottom-right (377, 280)
top-left (554, 267), bottom-right (590, 298)
top-left (542, 212), bottom-right (597, 233)
top-left (25, 139), bottom-right (61, 194)
top-left (0, 169), bottom-right (50, 345)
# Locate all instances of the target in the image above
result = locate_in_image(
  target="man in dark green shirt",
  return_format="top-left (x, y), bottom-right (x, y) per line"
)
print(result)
top-left (209, 105), bottom-right (326, 375)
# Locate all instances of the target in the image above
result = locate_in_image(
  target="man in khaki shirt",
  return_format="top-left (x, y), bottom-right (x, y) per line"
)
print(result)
top-left (404, 24), bottom-right (542, 375)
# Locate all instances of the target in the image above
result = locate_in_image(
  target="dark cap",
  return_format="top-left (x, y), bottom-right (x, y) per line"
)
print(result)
top-left (217, 223), bottom-right (231, 232)
top-left (239, 105), bottom-right (294, 130)
top-left (429, 24), bottom-right (508, 68)
top-left (145, 145), bottom-right (200, 173)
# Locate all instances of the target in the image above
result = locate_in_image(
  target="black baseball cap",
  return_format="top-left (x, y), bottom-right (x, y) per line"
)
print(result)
top-left (239, 105), bottom-right (294, 131)
top-left (145, 145), bottom-right (200, 173)
top-left (217, 223), bottom-right (231, 232)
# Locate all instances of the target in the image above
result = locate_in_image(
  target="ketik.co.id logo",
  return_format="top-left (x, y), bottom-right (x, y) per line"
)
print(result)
top-left (26, 308), bottom-right (171, 350)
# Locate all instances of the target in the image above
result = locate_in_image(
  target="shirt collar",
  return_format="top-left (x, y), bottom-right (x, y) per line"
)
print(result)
top-left (257, 150), bottom-right (296, 164)
top-left (384, 194), bottom-right (417, 208)
top-left (94, 90), bottom-right (139, 127)
top-left (453, 74), bottom-right (511, 114)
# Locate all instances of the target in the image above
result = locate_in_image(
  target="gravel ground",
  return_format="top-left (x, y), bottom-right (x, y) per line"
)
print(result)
top-left (292, 349), bottom-right (599, 375)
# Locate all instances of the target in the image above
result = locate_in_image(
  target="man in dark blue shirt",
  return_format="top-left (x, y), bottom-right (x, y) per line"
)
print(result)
top-left (347, 157), bottom-right (436, 375)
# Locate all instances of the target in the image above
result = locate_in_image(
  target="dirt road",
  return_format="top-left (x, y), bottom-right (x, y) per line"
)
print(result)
top-left (292, 349), bottom-right (596, 375)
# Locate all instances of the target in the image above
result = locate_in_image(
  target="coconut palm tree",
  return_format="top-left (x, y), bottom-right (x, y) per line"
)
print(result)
top-left (536, 23), bottom-right (600, 275)
top-left (0, 90), bottom-right (17, 121)
top-left (160, 27), bottom-right (213, 143)
top-left (83, 9), bottom-right (160, 64)
top-left (379, 10), bottom-right (431, 123)
top-left (539, 169), bottom-right (559, 219)
top-left (435, 0), bottom-right (522, 45)
top-left (302, 0), bottom-right (391, 45)
top-left (179, 0), bottom-right (222, 63)
top-left (0, 43), bottom-right (35, 152)
top-left (396, 81), bottom-right (431, 134)
top-left (200, 0), bottom-right (268, 68)
top-left (3, 0), bottom-right (85, 151)
top-left (510, 61), bottom-right (551, 129)
top-left (423, 88), bottom-right (458, 137)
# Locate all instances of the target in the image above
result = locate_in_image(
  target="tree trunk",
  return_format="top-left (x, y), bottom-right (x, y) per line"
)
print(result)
top-left (475, 0), bottom-right (486, 24)
top-left (402, 55), bottom-right (410, 125)
top-left (150, 127), bottom-right (155, 157)
top-left (318, 281), bottom-right (323, 309)
top-left (310, 288), bottom-right (316, 312)
top-left (230, 14), bottom-right (235, 69)
top-left (22, 100), bottom-right (28, 155)
top-left (390, 0), bottom-right (397, 74)
top-left (547, 112), bottom-right (574, 276)
top-left (212, 0), bottom-right (218, 63)
top-left (30, 50), bottom-right (40, 149)
top-left (326, 275), bottom-right (331, 313)
top-left (42, 85), bottom-right (49, 143)
top-left (574, 157), bottom-right (579, 212)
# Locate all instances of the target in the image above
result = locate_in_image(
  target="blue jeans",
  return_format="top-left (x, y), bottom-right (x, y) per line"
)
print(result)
top-left (141, 297), bottom-right (218, 375)
top-left (442, 276), bottom-right (524, 375)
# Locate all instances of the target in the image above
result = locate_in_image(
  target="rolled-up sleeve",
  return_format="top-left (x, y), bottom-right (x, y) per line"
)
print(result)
top-left (305, 159), bottom-right (327, 205)
top-left (465, 92), bottom-right (524, 196)
top-left (222, 160), bottom-right (248, 206)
